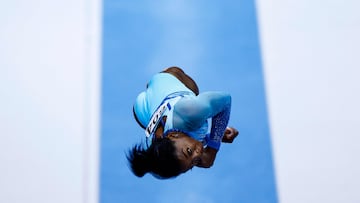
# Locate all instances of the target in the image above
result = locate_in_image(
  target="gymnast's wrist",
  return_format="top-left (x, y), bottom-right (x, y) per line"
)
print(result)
top-left (207, 139), bottom-right (221, 150)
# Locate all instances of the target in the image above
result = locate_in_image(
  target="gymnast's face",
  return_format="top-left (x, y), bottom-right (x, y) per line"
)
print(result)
top-left (167, 132), bottom-right (204, 172)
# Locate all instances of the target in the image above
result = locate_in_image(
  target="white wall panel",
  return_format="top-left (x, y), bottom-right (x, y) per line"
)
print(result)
top-left (0, 0), bottom-right (101, 202)
top-left (256, 0), bottom-right (360, 202)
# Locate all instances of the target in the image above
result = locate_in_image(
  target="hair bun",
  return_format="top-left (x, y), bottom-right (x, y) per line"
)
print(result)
top-left (127, 144), bottom-right (152, 177)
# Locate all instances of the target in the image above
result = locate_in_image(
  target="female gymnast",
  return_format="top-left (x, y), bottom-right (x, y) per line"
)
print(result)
top-left (127, 67), bottom-right (238, 179)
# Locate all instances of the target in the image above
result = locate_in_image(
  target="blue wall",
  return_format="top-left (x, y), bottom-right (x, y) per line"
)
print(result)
top-left (100, 1), bottom-right (278, 202)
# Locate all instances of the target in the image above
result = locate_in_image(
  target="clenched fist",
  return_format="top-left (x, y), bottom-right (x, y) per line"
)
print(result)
top-left (221, 127), bottom-right (239, 143)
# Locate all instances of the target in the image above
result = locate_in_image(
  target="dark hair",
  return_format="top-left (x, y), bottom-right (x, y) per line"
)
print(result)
top-left (126, 138), bottom-right (182, 179)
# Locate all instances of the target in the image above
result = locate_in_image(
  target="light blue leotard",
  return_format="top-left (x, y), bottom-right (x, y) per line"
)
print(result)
top-left (133, 72), bottom-right (231, 150)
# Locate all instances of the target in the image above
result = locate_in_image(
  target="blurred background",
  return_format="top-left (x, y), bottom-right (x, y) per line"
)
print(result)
top-left (1, 0), bottom-right (359, 203)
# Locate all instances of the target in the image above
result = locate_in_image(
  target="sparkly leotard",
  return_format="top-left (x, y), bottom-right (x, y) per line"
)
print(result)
top-left (133, 72), bottom-right (231, 150)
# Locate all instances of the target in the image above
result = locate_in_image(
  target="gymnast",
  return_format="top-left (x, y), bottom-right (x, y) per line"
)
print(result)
top-left (127, 66), bottom-right (238, 179)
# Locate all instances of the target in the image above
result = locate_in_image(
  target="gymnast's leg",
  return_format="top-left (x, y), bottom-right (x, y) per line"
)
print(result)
top-left (161, 66), bottom-right (199, 95)
top-left (135, 66), bottom-right (200, 129)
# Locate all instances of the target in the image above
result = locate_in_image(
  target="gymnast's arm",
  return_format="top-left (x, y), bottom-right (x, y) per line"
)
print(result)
top-left (173, 91), bottom-right (231, 168)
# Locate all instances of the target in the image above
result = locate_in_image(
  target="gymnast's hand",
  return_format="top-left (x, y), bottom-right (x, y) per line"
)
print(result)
top-left (221, 127), bottom-right (239, 143)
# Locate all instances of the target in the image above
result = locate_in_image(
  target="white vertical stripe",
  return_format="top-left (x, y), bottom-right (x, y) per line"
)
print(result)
top-left (84, 0), bottom-right (102, 202)
top-left (256, 0), bottom-right (360, 202)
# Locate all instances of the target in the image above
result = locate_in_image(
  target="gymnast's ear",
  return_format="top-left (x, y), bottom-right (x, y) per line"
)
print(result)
top-left (167, 132), bottom-right (189, 141)
top-left (167, 133), bottom-right (179, 138)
